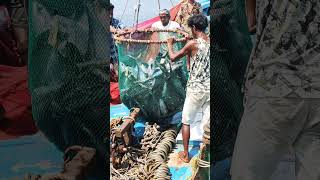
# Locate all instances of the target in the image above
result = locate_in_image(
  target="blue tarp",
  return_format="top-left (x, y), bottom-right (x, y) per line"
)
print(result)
top-left (110, 104), bottom-right (146, 138)
top-left (0, 133), bottom-right (62, 179)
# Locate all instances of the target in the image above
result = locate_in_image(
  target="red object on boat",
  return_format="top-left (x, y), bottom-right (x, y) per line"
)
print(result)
top-left (0, 65), bottom-right (38, 139)
top-left (110, 82), bottom-right (121, 105)
top-left (137, 3), bottom-right (182, 29)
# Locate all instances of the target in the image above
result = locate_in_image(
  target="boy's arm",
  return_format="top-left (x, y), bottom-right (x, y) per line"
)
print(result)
top-left (187, 55), bottom-right (190, 70)
top-left (246, 0), bottom-right (256, 34)
top-left (167, 38), bottom-right (194, 62)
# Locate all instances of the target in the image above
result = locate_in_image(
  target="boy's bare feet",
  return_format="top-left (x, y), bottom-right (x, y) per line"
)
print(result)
top-left (178, 151), bottom-right (189, 163)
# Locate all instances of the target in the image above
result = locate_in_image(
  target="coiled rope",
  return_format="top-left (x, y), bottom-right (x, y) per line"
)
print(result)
top-left (111, 123), bottom-right (178, 179)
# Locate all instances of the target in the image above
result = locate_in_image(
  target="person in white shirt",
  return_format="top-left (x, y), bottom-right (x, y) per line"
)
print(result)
top-left (151, 9), bottom-right (180, 30)
top-left (149, 9), bottom-right (181, 56)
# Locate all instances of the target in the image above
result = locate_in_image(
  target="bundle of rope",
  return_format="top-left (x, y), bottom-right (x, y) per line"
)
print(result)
top-left (198, 121), bottom-right (210, 168)
top-left (197, 157), bottom-right (210, 168)
top-left (111, 123), bottom-right (178, 179)
top-left (202, 121), bottom-right (210, 145)
top-left (190, 121), bottom-right (211, 179)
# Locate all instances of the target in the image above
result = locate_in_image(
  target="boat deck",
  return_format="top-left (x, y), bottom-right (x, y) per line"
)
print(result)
top-left (110, 103), bottom-right (200, 179)
top-left (0, 103), bottom-right (295, 179)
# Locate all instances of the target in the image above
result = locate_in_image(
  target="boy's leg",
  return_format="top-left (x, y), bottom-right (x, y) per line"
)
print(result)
top-left (180, 91), bottom-right (205, 162)
top-left (201, 94), bottom-right (210, 131)
top-left (180, 123), bottom-right (190, 161)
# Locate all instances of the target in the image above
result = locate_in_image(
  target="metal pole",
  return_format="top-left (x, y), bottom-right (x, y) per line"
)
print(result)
top-left (158, 0), bottom-right (161, 11)
top-left (135, 0), bottom-right (141, 30)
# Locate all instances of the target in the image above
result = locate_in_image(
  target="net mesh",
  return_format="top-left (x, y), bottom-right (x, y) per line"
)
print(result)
top-left (115, 29), bottom-right (189, 123)
top-left (211, 0), bottom-right (253, 162)
top-left (28, 0), bottom-right (109, 178)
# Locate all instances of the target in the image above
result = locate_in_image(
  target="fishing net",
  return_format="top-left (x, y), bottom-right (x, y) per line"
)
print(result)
top-left (114, 29), bottom-right (189, 123)
top-left (210, 0), bottom-right (253, 162)
top-left (28, 0), bottom-right (109, 178)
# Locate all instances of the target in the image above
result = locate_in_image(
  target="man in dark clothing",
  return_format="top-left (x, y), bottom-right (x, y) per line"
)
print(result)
top-left (231, 0), bottom-right (320, 179)
top-left (107, 3), bottom-right (124, 82)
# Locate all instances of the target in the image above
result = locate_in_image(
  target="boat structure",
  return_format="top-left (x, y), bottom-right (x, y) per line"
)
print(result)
top-left (136, 0), bottom-right (210, 29)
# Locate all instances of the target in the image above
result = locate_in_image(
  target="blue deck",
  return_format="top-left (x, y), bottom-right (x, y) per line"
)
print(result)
top-left (168, 142), bottom-right (201, 179)
top-left (0, 133), bottom-right (63, 179)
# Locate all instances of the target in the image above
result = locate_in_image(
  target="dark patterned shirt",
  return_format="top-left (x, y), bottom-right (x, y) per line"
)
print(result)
top-left (244, 0), bottom-right (320, 98)
top-left (110, 18), bottom-right (124, 64)
top-left (176, 1), bottom-right (202, 34)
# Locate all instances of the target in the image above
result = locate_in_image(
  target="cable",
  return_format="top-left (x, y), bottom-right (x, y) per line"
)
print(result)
top-left (119, 0), bottom-right (129, 24)
top-left (169, 0), bottom-right (174, 8)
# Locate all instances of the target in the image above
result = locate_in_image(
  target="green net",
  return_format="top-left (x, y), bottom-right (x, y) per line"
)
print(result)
top-left (28, 0), bottom-right (109, 178)
top-left (210, 0), bottom-right (253, 162)
top-left (115, 29), bottom-right (189, 123)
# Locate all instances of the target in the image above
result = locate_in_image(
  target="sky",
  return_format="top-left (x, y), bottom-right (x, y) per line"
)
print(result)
top-left (111, 0), bottom-right (180, 27)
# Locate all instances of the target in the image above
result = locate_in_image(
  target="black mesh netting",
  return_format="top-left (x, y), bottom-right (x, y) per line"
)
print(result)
top-left (115, 29), bottom-right (189, 123)
top-left (211, 0), bottom-right (253, 162)
top-left (28, 0), bottom-right (109, 178)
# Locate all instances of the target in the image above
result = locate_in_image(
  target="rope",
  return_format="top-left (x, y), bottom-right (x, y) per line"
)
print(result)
top-left (197, 158), bottom-right (210, 168)
top-left (111, 123), bottom-right (177, 179)
top-left (121, 116), bottom-right (135, 122)
top-left (114, 29), bottom-right (189, 44)
top-left (169, 0), bottom-right (175, 8)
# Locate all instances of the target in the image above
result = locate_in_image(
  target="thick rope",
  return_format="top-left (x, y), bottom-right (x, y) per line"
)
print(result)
top-left (111, 123), bottom-right (177, 179)
top-left (114, 29), bottom-right (189, 44)
top-left (197, 158), bottom-right (210, 168)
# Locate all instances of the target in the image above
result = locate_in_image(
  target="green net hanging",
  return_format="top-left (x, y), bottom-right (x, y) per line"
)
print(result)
top-left (28, 0), bottom-right (110, 178)
top-left (114, 29), bottom-right (189, 123)
top-left (210, 0), bottom-right (253, 162)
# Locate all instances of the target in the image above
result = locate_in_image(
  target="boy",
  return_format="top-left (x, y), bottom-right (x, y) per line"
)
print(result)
top-left (167, 14), bottom-right (210, 162)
